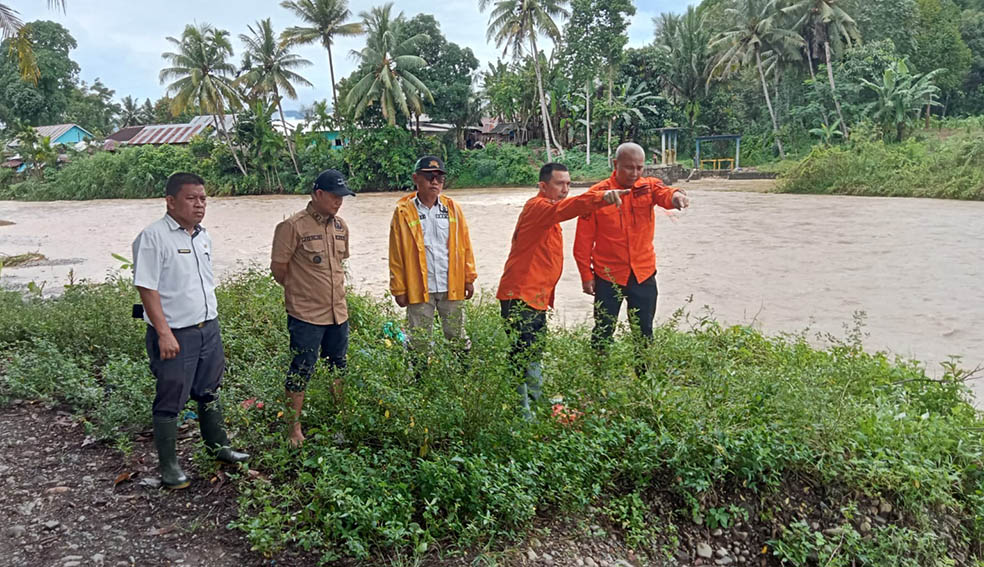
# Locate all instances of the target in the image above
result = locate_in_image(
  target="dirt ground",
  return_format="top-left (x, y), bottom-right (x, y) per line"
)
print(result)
top-left (0, 400), bottom-right (319, 567)
top-left (5, 401), bottom-right (968, 567)
top-left (0, 400), bottom-right (652, 567)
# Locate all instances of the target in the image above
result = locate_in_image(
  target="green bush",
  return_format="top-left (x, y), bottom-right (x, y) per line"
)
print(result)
top-left (779, 129), bottom-right (984, 200)
top-left (0, 272), bottom-right (981, 563)
top-left (1, 338), bottom-right (101, 408)
top-left (449, 142), bottom-right (539, 188)
top-left (342, 125), bottom-right (434, 191)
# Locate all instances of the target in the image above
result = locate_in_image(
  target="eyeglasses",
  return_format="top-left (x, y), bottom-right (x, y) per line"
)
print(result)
top-left (418, 171), bottom-right (446, 183)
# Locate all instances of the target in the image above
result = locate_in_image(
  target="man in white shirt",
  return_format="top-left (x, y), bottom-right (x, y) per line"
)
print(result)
top-left (132, 172), bottom-right (248, 489)
top-left (388, 156), bottom-right (477, 372)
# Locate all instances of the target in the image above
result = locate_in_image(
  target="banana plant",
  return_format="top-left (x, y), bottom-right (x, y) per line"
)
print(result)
top-left (861, 58), bottom-right (943, 142)
top-left (808, 118), bottom-right (843, 147)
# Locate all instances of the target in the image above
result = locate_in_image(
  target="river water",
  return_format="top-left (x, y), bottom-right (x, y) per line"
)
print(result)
top-left (1, 181), bottom-right (982, 401)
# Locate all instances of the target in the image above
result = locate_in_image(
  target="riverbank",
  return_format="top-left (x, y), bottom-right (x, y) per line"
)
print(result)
top-left (3, 182), bottom-right (982, 387)
top-left (777, 130), bottom-right (984, 201)
top-left (1, 272), bottom-right (981, 565)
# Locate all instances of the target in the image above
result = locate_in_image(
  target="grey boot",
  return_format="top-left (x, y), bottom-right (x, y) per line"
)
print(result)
top-left (197, 401), bottom-right (249, 464)
top-left (153, 416), bottom-right (190, 489)
top-left (517, 382), bottom-right (533, 421)
top-left (525, 361), bottom-right (543, 402)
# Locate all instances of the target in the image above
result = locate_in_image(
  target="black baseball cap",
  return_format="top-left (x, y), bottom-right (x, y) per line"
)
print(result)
top-left (414, 155), bottom-right (446, 174)
top-left (313, 169), bottom-right (355, 196)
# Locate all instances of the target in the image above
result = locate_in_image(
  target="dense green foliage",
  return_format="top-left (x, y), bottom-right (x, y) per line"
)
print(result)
top-left (5, 0), bottom-right (984, 201)
top-left (0, 21), bottom-right (81, 127)
top-left (779, 121), bottom-right (984, 199)
top-left (0, 131), bottom-right (621, 200)
top-left (0, 272), bottom-right (981, 563)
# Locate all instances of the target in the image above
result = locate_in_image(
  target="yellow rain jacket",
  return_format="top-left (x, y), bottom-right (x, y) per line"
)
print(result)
top-left (388, 192), bottom-right (477, 304)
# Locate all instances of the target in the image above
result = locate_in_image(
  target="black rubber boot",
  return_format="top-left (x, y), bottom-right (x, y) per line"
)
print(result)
top-left (153, 416), bottom-right (190, 489)
top-left (197, 401), bottom-right (249, 464)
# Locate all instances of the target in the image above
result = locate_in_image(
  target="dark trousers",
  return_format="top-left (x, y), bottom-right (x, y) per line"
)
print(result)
top-left (500, 300), bottom-right (547, 373)
top-left (286, 315), bottom-right (349, 392)
top-left (591, 272), bottom-right (659, 348)
top-left (146, 319), bottom-right (224, 418)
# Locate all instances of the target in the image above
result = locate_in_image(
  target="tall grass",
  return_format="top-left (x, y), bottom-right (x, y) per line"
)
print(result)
top-left (779, 128), bottom-right (984, 200)
top-left (0, 272), bottom-right (981, 563)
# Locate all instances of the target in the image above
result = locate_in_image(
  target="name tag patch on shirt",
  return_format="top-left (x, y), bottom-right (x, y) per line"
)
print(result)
top-left (335, 235), bottom-right (347, 241)
top-left (301, 234), bottom-right (324, 242)
top-left (177, 249), bottom-right (191, 254)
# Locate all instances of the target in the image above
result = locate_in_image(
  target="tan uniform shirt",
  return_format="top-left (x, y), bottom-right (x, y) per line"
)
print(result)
top-left (272, 203), bottom-right (350, 325)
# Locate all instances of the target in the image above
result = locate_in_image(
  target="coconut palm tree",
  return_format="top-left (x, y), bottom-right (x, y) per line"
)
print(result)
top-left (708, 0), bottom-right (803, 159)
top-left (139, 98), bottom-right (155, 124)
top-left (239, 18), bottom-right (313, 174)
top-left (345, 3), bottom-right (432, 126)
top-left (280, 0), bottom-right (363, 117)
top-left (656, 5), bottom-right (711, 132)
top-left (160, 23), bottom-right (247, 174)
top-left (119, 95), bottom-right (140, 127)
top-left (1, 0), bottom-right (65, 82)
top-left (781, 0), bottom-right (860, 138)
top-left (480, 0), bottom-right (568, 157)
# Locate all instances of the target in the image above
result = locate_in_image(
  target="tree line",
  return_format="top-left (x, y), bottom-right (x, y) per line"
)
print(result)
top-left (2, 0), bottom-right (983, 173)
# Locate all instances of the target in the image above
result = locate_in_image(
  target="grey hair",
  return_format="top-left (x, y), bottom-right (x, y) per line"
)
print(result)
top-left (614, 142), bottom-right (645, 161)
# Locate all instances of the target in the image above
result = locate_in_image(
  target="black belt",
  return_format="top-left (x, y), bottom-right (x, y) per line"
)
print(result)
top-left (176, 318), bottom-right (214, 330)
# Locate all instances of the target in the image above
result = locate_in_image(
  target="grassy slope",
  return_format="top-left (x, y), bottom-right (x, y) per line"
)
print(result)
top-left (777, 127), bottom-right (984, 201)
top-left (0, 273), bottom-right (981, 565)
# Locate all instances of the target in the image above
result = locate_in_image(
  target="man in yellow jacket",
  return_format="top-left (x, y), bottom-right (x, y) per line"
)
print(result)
top-left (389, 155), bottom-right (477, 362)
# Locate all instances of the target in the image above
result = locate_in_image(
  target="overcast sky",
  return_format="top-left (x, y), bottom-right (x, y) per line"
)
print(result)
top-left (14, 0), bottom-right (697, 111)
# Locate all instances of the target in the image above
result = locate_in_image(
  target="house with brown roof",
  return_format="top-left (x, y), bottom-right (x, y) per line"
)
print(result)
top-left (105, 115), bottom-right (238, 147)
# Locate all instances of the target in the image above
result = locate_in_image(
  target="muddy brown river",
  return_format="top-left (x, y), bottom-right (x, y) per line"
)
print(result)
top-left (2, 180), bottom-right (982, 402)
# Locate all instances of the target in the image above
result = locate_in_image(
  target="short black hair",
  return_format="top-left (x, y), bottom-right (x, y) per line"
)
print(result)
top-left (165, 172), bottom-right (205, 197)
top-left (539, 162), bottom-right (568, 183)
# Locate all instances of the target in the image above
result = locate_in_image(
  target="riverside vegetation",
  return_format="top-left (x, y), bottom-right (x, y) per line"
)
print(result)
top-left (0, 271), bottom-right (982, 564)
top-left (5, 0), bottom-right (984, 203)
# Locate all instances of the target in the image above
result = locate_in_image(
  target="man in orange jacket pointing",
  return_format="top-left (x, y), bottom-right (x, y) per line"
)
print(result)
top-left (574, 142), bottom-right (690, 350)
top-left (497, 163), bottom-right (628, 418)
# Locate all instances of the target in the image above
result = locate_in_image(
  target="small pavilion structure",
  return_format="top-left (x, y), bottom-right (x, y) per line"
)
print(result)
top-left (654, 127), bottom-right (681, 165)
top-left (694, 134), bottom-right (742, 170)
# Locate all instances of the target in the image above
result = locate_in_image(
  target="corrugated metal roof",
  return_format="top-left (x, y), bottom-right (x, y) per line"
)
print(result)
top-left (34, 124), bottom-right (88, 141)
top-left (126, 123), bottom-right (208, 145)
top-left (107, 126), bottom-right (145, 142)
top-left (189, 115), bottom-right (236, 132)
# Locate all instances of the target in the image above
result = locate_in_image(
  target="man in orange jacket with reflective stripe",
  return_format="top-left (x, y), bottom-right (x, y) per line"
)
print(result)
top-left (574, 142), bottom-right (690, 350)
top-left (497, 163), bottom-right (628, 418)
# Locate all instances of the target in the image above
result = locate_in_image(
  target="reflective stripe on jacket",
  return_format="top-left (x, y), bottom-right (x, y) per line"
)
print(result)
top-left (388, 192), bottom-right (477, 304)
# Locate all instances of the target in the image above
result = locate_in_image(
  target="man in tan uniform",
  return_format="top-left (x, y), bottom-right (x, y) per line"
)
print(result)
top-left (271, 169), bottom-right (354, 446)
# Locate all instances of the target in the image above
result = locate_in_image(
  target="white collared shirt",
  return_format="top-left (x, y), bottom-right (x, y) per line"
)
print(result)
top-left (132, 214), bottom-right (218, 329)
top-left (415, 196), bottom-right (450, 293)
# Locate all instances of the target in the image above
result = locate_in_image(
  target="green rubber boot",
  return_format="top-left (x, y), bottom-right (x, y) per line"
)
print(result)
top-left (153, 416), bottom-right (190, 489)
top-left (198, 401), bottom-right (250, 464)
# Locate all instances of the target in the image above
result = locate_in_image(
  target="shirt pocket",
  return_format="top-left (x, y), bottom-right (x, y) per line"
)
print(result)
top-left (333, 234), bottom-right (348, 261)
top-left (300, 239), bottom-right (328, 268)
top-left (630, 188), bottom-right (653, 209)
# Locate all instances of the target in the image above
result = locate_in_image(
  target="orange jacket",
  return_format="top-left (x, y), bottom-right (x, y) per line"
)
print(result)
top-left (389, 192), bottom-right (477, 304)
top-left (496, 190), bottom-right (610, 310)
top-left (573, 173), bottom-right (679, 286)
